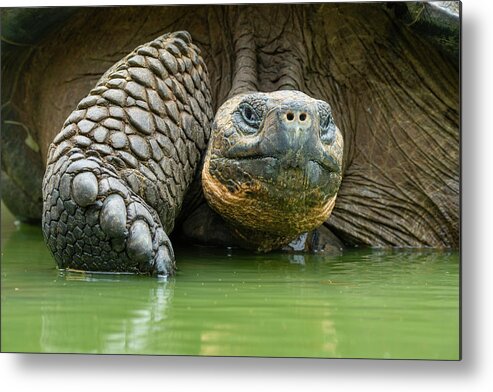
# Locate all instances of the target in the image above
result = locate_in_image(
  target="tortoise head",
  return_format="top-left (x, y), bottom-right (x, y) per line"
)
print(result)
top-left (202, 90), bottom-right (344, 251)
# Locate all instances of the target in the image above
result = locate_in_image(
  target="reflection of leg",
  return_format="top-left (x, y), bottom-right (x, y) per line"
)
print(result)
top-left (38, 275), bottom-right (175, 353)
top-left (42, 152), bottom-right (175, 275)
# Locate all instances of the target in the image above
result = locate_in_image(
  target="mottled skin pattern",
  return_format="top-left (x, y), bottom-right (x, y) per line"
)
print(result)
top-left (42, 32), bottom-right (343, 275)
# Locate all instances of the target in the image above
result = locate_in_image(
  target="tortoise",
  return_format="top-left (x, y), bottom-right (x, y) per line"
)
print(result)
top-left (1, 3), bottom-right (460, 276)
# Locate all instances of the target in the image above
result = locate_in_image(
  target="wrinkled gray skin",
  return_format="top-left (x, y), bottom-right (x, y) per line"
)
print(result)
top-left (41, 32), bottom-right (343, 276)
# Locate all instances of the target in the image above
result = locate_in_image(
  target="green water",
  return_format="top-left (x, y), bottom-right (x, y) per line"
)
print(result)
top-left (1, 205), bottom-right (459, 359)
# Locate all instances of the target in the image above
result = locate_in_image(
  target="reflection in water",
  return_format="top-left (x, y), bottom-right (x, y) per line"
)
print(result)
top-left (1, 204), bottom-right (459, 359)
top-left (288, 254), bottom-right (306, 265)
top-left (39, 274), bottom-right (175, 354)
top-left (192, 252), bottom-right (339, 357)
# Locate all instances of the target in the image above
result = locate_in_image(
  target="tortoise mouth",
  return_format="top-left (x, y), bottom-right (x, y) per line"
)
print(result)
top-left (229, 154), bottom-right (338, 173)
top-left (208, 154), bottom-right (341, 194)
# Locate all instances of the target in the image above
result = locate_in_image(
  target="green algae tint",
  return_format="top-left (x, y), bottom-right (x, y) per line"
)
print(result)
top-left (1, 204), bottom-right (459, 359)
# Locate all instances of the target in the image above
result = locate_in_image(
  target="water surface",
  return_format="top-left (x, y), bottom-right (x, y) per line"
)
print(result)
top-left (1, 205), bottom-right (459, 359)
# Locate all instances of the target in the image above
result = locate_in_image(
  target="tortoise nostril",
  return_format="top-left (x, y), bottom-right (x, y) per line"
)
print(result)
top-left (286, 112), bottom-right (294, 121)
top-left (299, 113), bottom-right (307, 122)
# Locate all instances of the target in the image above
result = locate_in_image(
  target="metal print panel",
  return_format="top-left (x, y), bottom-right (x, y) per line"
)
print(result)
top-left (1, 2), bottom-right (460, 359)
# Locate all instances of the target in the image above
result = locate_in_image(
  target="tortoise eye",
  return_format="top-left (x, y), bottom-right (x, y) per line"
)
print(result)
top-left (239, 103), bottom-right (260, 127)
top-left (317, 101), bottom-right (336, 145)
top-left (243, 106), bottom-right (254, 121)
top-left (236, 102), bottom-right (261, 134)
top-left (320, 113), bottom-right (336, 144)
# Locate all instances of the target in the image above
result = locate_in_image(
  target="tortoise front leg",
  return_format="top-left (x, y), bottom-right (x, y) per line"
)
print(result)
top-left (43, 152), bottom-right (175, 275)
top-left (42, 31), bottom-right (213, 276)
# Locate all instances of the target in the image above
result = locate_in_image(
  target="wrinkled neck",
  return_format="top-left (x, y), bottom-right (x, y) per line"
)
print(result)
top-left (227, 11), bottom-right (258, 98)
top-left (225, 6), bottom-right (308, 99)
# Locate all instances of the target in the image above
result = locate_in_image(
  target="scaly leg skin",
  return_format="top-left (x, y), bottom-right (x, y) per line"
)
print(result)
top-left (42, 31), bottom-right (213, 276)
